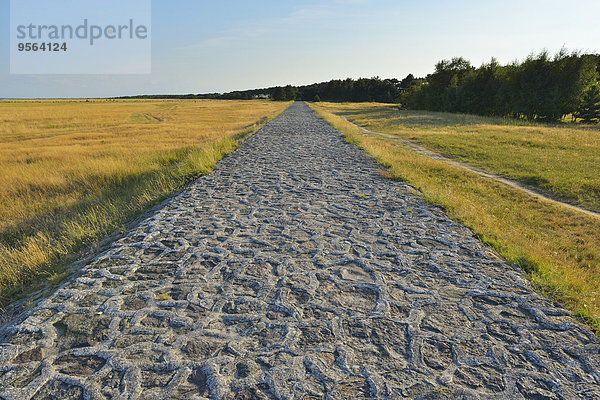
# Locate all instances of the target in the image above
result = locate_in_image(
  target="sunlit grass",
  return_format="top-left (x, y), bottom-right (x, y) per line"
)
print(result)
top-left (0, 99), bottom-right (290, 305)
top-left (310, 102), bottom-right (600, 334)
top-left (318, 103), bottom-right (600, 213)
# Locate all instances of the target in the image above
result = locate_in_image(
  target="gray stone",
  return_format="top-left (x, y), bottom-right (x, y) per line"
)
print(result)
top-left (0, 102), bottom-right (599, 399)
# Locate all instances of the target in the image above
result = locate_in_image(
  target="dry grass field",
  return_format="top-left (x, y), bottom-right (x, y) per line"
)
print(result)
top-left (0, 99), bottom-right (290, 305)
top-left (310, 102), bottom-right (600, 333)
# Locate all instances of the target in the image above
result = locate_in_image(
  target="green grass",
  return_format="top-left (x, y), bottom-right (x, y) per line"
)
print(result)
top-left (321, 103), bottom-right (600, 213)
top-left (310, 102), bottom-right (600, 335)
top-left (0, 99), bottom-right (291, 307)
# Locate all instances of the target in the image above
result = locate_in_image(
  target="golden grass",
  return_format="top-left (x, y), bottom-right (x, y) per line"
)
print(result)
top-left (316, 103), bottom-right (600, 213)
top-left (310, 102), bottom-right (600, 334)
top-left (0, 99), bottom-right (291, 304)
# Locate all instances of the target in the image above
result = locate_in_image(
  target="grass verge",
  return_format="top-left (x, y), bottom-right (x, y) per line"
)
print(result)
top-left (309, 102), bottom-right (600, 335)
top-left (314, 103), bottom-right (600, 213)
top-left (0, 99), bottom-right (291, 308)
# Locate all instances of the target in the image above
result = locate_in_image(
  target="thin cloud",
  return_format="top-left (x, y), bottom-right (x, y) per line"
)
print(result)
top-left (173, 2), bottom-right (345, 52)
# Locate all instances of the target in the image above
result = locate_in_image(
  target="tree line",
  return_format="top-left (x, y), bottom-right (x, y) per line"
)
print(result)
top-left (120, 50), bottom-right (600, 123)
top-left (401, 51), bottom-right (600, 122)
top-left (121, 77), bottom-right (412, 103)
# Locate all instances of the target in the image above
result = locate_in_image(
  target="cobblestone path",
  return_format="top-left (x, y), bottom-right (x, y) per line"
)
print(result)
top-left (1, 102), bottom-right (599, 400)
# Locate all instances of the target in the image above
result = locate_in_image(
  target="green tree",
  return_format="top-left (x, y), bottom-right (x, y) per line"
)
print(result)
top-left (425, 57), bottom-right (473, 110)
top-left (402, 51), bottom-right (600, 121)
top-left (284, 85), bottom-right (298, 101)
top-left (272, 86), bottom-right (286, 101)
top-left (400, 74), bottom-right (415, 90)
top-left (575, 84), bottom-right (600, 123)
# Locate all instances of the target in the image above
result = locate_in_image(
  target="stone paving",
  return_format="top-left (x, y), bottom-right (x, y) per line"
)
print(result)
top-left (1, 102), bottom-right (599, 399)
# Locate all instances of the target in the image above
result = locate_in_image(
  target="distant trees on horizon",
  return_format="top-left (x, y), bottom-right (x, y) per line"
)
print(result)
top-left (121, 50), bottom-right (600, 124)
top-left (121, 77), bottom-right (410, 104)
top-left (230, 77), bottom-right (409, 103)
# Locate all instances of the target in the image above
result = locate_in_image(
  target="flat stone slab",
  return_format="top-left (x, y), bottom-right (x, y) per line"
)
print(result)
top-left (1, 102), bottom-right (599, 399)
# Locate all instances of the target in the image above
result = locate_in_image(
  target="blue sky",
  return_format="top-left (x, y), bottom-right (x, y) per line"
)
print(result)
top-left (1, 0), bottom-right (600, 98)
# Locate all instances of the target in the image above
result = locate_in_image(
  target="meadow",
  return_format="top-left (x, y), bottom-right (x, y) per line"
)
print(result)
top-left (310, 102), bottom-right (600, 333)
top-left (319, 103), bottom-right (600, 212)
top-left (0, 99), bottom-right (290, 306)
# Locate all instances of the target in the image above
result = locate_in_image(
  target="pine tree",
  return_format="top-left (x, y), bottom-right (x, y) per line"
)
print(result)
top-left (575, 84), bottom-right (600, 124)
